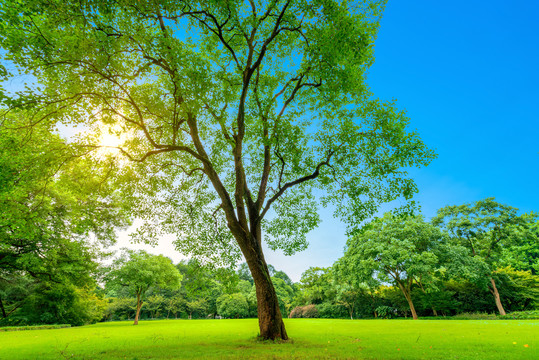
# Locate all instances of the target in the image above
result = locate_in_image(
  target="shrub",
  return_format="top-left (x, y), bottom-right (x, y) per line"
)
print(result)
top-left (452, 312), bottom-right (498, 320)
top-left (375, 306), bottom-right (397, 319)
top-left (317, 302), bottom-right (349, 319)
top-left (289, 305), bottom-right (319, 318)
top-left (499, 310), bottom-right (539, 320)
top-left (216, 293), bottom-right (249, 319)
top-left (0, 324), bottom-right (71, 332)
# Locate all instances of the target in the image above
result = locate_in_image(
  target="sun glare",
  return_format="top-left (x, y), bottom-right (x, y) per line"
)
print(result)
top-left (95, 125), bottom-right (126, 160)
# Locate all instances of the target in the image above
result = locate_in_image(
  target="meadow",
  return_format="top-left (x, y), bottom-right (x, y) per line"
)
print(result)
top-left (0, 319), bottom-right (537, 360)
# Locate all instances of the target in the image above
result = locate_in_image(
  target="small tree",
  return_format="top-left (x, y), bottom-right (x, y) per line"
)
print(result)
top-left (432, 198), bottom-right (529, 315)
top-left (144, 294), bottom-right (165, 319)
top-left (339, 213), bottom-right (444, 319)
top-left (107, 251), bottom-right (182, 325)
top-left (164, 295), bottom-right (185, 319)
top-left (217, 293), bottom-right (249, 319)
top-left (185, 299), bottom-right (208, 319)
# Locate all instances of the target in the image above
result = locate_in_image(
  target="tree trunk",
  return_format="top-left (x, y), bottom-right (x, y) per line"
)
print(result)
top-left (397, 282), bottom-right (418, 320)
top-left (432, 308), bottom-right (438, 316)
top-left (241, 234), bottom-right (287, 340)
top-left (489, 277), bottom-right (506, 316)
top-left (0, 295), bottom-right (6, 318)
top-left (134, 293), bottom-right (142, 325)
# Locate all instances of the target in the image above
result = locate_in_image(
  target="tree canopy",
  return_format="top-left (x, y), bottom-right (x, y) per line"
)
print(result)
top-left (337, 213), bottom-right (445, 319)
top-left (432, 198), bottom-right (535, 315)
top-left (107, 250), bottom-right (182, 325)
top-left (0, 0), bottom-right (435, 339)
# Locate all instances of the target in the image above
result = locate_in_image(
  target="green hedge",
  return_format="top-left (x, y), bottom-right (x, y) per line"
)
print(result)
top-left (0, 324), bottom-right (71, 332)
top-left (499, 310), bottom-right (539, 320)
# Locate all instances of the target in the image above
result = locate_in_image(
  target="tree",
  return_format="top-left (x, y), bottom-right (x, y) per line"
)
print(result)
top-left (217, 293), bottom-right (249, 318)
top-left (164, 295), bottom-right (185, 319)
top-left (0, 121), bottom-right (126, 281)
top-left (0, 117), bottom-right (128, 324)
top-left (432, 198), bottom-right (528, 315)
top-left (0, 0), bottom-right (435, 339)
top-left (144, 294), bottom-right (165, 319)
top-left (338, 213), bottom-right (444, 319)
top-left (499, 213), bottom-right (539, 275)
top-left (297, 267), bottom-right (331, 305)
top-left (185, 298), bottom-right (208, 319)
top-left (107, 250), bottom-right (182, 325)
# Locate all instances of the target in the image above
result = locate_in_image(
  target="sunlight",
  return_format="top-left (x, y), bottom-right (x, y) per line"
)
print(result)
top-left (94, 124), bottom-right (126, 160)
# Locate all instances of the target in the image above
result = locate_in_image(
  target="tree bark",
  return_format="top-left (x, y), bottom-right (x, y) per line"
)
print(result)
top-left (240, 231), bottom-right (287, 340)
top-left (134, 293), bottom-right (142, 325)
top-left (397, 282), bottom-right (418, 320)
top-left (489, 277), bottom-right (506, 316)
top-left (0, 295), bottom-right (6, 318)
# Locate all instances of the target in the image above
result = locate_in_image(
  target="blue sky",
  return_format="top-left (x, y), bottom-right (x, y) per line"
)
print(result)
top-left (261, 0), bottom-right (539, 281)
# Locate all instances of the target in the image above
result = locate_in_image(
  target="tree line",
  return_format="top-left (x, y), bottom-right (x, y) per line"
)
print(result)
top-left (2, 197), bottom-right (537, 326)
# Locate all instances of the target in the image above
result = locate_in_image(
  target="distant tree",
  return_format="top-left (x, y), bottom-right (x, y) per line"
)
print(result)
top-left (237, 263), bottom-right (254, 285)
top-left (164, 295), bottom-right (185, 319)
top-left (339, 213), bottom-right (444, 319)
top-left (107, 251), bottom-right (182, 325)
top-left (432, 198), bottom-right (529, 315)
top-left (217, 293), bottom-right (249, 319)
top-left (499, 213), bottom-right (539, 275)
top-left (144, 294), bottom-right (165, 319)
top-left (271, 277), bottom-right (295, 318)
top-left (297, 267), bottom-right (331, 305)
top-left (273, 271), bottom-right (294, 287)
top-left (494, 267), bottom-right (539, 312)
top-left (185, 299), bottom-right (208, 320)
top-left (334, 284), bottom-right (361, 320)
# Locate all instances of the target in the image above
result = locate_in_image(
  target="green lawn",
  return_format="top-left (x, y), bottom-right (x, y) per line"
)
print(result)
top-left (0, 319), bottom-right (537, 359)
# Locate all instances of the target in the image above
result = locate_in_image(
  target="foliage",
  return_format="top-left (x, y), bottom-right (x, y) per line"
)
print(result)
top-left (338, 213), bottom-right (445, 319)
top-left (375, 305), bottom-right (397, 319)
top-left (0, 324), bottom-right (70, 332)
top-left (451, 312), bottom-right (498, 320)
top-left (296, 267), bottom-right (331, 305)
top-left (271, 276), bottom-right (296, 317)
top-left (433, 198), bottom-right (533, 315)
top-left (289, 304), bottom-right (319, 318)
top-left (217, 293), bottom-right (249, 319)
top-left (0, 0), bottom-right (435, 338)
top-left (11, 283), bottom-right (106, 326)
top-left (499, 310), bottom-right (539, 320)
top-left (106, 250), bottom-right (182, 324)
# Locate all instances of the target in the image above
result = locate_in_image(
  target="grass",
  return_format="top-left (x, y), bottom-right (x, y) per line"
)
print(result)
top-left (0, 318), bottom-right (537, 359)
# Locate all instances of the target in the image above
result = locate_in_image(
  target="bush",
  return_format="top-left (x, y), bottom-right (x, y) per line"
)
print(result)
top-left (0, 324), bottom-right (71, 332)
top-left (217, 293), bottom-right (249, 319)
top-left (375, 306), bottom-right (397, 319)
top-left (499, 310), bottom-right (539, 320)
top-left (452, 312), bottom-right (498, 320)
top-left (289, 305), bottom-right (319, 318)
top-left (317, 302), bottom-right (349, 319)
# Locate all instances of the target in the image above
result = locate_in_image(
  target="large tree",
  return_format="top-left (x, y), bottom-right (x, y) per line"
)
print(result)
top-left (0, 116), bottom-right (128, 323)
top-left (432, 198), bottom-right (531, 316)
top-left (0, 0), bottom-right (434, 339)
